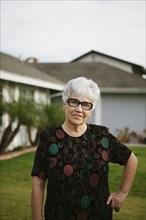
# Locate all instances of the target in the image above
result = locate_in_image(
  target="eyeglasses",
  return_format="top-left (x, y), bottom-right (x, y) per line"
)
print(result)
top-left (67, 98), bottom-right (93, 111)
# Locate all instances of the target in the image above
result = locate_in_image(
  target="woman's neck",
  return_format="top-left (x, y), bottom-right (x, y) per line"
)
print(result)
top-left (62, 121), bottom-right (87, 137)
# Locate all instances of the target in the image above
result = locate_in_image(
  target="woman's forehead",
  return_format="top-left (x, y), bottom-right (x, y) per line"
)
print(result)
top-left (70, 92), bottom-right (93, 102)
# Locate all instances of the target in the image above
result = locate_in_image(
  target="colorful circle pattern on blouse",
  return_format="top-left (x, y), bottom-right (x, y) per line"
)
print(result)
top-left (33, 124), bottom-right (132, 219)
top-left (50, 143), bottom-right (58, 155)
top-left (47, 126), bottom-right (111, 219)
top-left (50, 127), bottom-right (109, 219)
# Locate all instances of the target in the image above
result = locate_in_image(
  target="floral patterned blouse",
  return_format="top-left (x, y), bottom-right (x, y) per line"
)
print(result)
top-left (31, 124), bottom-right (132, 220)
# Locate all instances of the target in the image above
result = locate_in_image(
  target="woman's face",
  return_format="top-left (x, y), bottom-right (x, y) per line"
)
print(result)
top-left (63, 93), bottom-right (93, 126)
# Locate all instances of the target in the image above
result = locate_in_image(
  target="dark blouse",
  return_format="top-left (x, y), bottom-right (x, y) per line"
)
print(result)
top-left (31, 124), bottom-right (132, 220)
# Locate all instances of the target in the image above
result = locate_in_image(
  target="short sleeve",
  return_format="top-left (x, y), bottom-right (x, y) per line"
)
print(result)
top-left (109, 132), bottom-right (132, 165)
top-left (31, 130), bottom-right (50, 179)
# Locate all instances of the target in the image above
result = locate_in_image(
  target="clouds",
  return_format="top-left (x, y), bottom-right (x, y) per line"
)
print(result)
top-left (1, 1), bottom-right (145, 66)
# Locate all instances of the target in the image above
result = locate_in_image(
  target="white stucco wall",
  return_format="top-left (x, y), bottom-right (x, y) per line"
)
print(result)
top-left (7, 125), bottom-right (28, 151)
top-left (101, 93), bottom-right (145, 137)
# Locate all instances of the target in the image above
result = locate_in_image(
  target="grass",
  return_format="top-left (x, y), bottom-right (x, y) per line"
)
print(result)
top-left (109, 147), bottom-right (146, 220)
top-left (0, 152), bottom-right (34, 220)
top-left (0, 147), bottom-right (146, 220)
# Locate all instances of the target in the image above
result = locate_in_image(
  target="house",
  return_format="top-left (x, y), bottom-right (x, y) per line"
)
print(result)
top-left (34, 50), bottom-right (146, 138)
top-left (0, 52), bottom-right (65, 150)
top-left (0, 50), bottom-right (145, 150)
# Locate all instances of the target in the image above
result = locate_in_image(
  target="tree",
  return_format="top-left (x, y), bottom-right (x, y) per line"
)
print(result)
top-left (0, 97), bottom-right (38, 154)
top-left (45, 103), bottom-right (65, 127)
top-left (27, 104), bottom-right (48, 146)
top-left (0, 97), bottom-right (65, 154)
top-left (27, 103), bottom-right (65, 146)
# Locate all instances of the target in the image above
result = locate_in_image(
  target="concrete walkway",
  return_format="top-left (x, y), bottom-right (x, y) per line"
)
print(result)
top-left (0, 147), bottom-right (37, 160)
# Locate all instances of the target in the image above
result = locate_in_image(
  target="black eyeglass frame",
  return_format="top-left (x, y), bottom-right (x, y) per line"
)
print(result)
top-left (67, 98), bottom-right (93, 110)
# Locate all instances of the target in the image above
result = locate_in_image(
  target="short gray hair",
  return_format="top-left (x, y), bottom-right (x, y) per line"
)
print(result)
top-left (62, 77), bottom-right (100, 109)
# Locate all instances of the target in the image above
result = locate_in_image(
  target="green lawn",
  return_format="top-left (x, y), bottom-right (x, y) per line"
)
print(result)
top-left (109, 147), bottom-right (146, 220)
top-left (0, 147), bottom-right (145, 220)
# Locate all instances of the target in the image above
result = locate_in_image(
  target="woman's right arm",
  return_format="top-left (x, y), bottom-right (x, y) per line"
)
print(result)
top-left (31, 176), bottom-right (46, 220)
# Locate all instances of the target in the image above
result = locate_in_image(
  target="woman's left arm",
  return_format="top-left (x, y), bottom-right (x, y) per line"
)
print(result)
top-left (107, 152), bottom-right (138, 212)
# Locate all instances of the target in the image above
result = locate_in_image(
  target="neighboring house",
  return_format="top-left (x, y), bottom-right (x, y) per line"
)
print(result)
top-left (0, 52), bottom-right (64, 150)
top-left (0, 50), bottom-right (146, 150)
top-left (34, 50), bottom-right (146, 138)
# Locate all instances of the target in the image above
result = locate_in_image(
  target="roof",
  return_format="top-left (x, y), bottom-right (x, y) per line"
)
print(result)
top-left (71, 50), bottom-right (146, 76)
top-left (0, 52), bottom-right (64, 87)
top-left (34, 62), bottom-right (146, 93)
top-left (1, 51), bottom-right (145, 93)
top-left (71, 50), bottom-right (142, 67)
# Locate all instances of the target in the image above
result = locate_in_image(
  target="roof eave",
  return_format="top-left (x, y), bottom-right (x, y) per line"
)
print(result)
top-left (1, 70), bottom-right (65, 91)
top-left (100, 87), bottom-right (146, 94)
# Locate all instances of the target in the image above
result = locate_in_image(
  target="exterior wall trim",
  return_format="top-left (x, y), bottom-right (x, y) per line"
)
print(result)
top-left (100, 87), bottom-right (146, 94)
top-left (1, 70), bottom-right (64, 91)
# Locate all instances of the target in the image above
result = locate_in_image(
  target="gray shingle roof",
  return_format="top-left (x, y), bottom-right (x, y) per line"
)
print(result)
top-left (71, 50), bottom-right (146, 77)
top-left (34, 62), bottom-right (146, 90)
top-left (0, 52), bottom-right (64, 85)
top-left (1, 52), bottom-right (145, 93)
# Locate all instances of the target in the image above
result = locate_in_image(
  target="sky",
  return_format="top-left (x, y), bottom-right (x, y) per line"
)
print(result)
top-left (1, 0), bottom-right (146, 67)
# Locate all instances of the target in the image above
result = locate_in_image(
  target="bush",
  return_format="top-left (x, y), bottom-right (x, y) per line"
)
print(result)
top-left (13, 146), bottom-right (25, 151)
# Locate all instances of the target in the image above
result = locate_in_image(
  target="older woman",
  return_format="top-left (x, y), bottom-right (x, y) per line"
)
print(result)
top-left (31, 77), bottom-right (138, 220)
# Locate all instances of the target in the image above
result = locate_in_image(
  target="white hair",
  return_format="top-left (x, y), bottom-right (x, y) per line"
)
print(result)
top-left (62, 77), bottom-right (100, 109)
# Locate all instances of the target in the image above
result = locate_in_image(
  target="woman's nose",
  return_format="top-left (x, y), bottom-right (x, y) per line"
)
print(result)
top-left (75, 104), bottom-right (82, 111)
